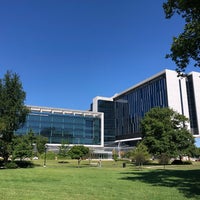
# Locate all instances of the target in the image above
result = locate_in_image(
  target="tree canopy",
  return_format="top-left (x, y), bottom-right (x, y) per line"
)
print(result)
top-left (163, 0), bottom-right (200, 75)
top-left (68, 145), bottom-right (89, 160)
top-left (140, 107), bottom-right (196, 158)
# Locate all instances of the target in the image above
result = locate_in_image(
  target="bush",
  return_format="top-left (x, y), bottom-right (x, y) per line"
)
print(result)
top-left (15, 161), bottom-right (34, 168)
top-left (4, 161), bottom-right (34, 169)
top-left (183, 160), bottom-right (192, 165)
top-left (171, 160), bottom-right (192, 165)
top-left (171, 160), bottom-right (183, 165)
top-left (0, 160), bottom-right (4, 168)
top-left (5, 162), bottom-right (18, 169)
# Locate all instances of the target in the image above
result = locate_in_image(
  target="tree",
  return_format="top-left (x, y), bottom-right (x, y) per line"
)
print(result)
top-left (68, 145), bottom-right (89, 166)
top-left (163, 0), bottom-right (200, 75)
top-left (35, 135), bottom-right (48, 155)
top-left (0, 71), bottom-right (29, 162)
top-left (12, 135), bottom-right (33, 161)
top-left (158, 153), bottom-right (170, 168)
top-left (141, 107), bottom-right (196, 159)
top-left (58, 141), bottom-right (70, 159)
top-left (130, 143), bottom-right (150, 168)
top-left (112, 148), bottom-right (119, 162)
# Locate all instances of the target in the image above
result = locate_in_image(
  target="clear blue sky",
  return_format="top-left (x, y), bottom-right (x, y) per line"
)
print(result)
top-left (1, 0), bottom-right (200, 146)
top-left (1, 0), bottom-right (199, 110)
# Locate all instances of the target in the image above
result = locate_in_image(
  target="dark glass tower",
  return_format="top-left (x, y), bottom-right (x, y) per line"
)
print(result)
top-left (113, 74), bottom-right (168, 140)
top-left (186, 74), bottom-right (198, 135)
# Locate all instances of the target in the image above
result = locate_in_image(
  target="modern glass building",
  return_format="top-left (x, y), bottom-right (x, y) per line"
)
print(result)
top-left (112, 69), bottom-right (189, 140)
top-left (114, 73), bottom-right (168, 140)
top-left (15, 69), bottom-right (200, 149)
top-left (15, 106), bottom-right (104, 147)
top-left (92, 69), bottom-right (200, 143)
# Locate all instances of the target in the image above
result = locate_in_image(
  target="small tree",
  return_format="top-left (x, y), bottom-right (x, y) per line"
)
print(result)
top-left (68, 145), bottom-right (89, 167)
top-left (88, 147), bottom-right (95, 164)
top-left (159, 153), bottom-right (170, 169)
top-left (112, 148), bottom-right (118, 162)
top-left (35, 135), bottom-right (48, 155)
top-left (131, 143), bottom-right (150, 168)
top-left (58, 141), bottom-right (70, 159)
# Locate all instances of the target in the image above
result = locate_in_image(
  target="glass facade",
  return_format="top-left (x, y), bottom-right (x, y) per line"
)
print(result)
top-left (114, 74), bottom-right (168, 139)
top-left (97, 100), bottom-right (115, 143)
top-left (186, 75), bottom-right (198, 135)
top-left (15, 107), bottom-right (102, 145)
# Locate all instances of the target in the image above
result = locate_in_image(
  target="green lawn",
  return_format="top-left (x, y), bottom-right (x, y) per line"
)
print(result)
top-left (0, 160), bottom-right (200, 200)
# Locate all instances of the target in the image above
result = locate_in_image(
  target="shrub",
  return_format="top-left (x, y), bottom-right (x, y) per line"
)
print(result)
top-left (183, 160), bottom-right (192, 165)
top-left (0, 160), bottom-right (4, 168)
top-left (171, 160), bottom-right (192, 165)
top-left (4, 161), bottom-right (34, 169)
top-left (5, 162), bottom-right (18, 169)
top-left (15, 161), bottom-right (34, 168)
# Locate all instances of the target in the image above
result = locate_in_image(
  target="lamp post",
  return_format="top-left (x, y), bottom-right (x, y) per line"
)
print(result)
top-left (43, 144), bottom-right (47, 167)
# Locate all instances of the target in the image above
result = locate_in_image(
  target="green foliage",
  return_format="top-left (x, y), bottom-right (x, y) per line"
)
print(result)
top-left (163, 0), bottom-right (200, 75)
top-left (58, 141), bottom-right (70, 158)
top-left (15, 160), bottom-right (34, 168)
top-left (0, 71), bottom-right (29, 141)
top-left (158, 153), bottom-right (170, 166)
top-left (42, 151), bottom-right (56, 160)
top-left (112, 148), bottom-right (119, 162)
top-left (130, 143), bottom-right (150, 167)
top-left (141, 107), bottom-right (196, 159)
top-left (171, 159), bottom-right (192, 165)
top-left (68, 145), bottom-right (89, 160)
top-left (4, 161), bottom-right (18, 169)
top-left (193, 147), bottom-right (200, 158)
top-left (0, 140), bottom-right (11, 161)
top-left (4, 160), bottom-right (34, 169)
top-left (0, 71), bottom-right (29, 161)
top-left (35, 135), bottom-right (48, 154)
top-left (12, 135), bottom-right (33, 161)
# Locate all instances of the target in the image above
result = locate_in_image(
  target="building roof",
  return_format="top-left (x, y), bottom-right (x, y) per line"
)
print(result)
top-left (27, 105), bottom-right (103, 118)
top-left (114, 69), bottom-right (171, 98)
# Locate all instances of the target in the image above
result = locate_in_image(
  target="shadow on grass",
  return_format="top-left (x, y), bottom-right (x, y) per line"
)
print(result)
top-left (120, 168), bottom-right (200, 198)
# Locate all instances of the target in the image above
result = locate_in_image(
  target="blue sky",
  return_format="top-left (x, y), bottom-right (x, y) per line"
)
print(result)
top-left (0, 1), bottom-right (200, 145)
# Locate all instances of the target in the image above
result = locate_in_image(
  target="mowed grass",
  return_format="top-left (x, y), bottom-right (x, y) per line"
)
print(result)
top-left (0, 160), bottom-right (200, 200)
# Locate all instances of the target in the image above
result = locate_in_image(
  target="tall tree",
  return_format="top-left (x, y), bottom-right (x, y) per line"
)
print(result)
top-left (163, 0), bottom-right (200, 75)
top-left (0, 71), bottom-right (29, 161)
top-left (141, 107), bottom-right (196, 159)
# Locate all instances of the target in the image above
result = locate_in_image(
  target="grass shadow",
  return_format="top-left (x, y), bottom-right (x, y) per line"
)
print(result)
top-left (120, 168), bottom-right (200, 198)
